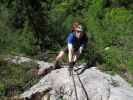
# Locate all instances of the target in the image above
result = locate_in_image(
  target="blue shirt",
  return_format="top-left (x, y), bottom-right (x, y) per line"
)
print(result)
top-left (65, 32), bottom-right (87, 48)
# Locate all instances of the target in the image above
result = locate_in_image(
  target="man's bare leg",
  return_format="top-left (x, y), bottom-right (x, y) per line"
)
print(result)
top-left (54, 51), bottom-right (65, 66)
top-left (37, 51), bottom-right (65, 76)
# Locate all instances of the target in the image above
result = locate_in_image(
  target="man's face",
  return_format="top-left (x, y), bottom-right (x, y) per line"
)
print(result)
top-left (75, 31), bottom-right (83, 39)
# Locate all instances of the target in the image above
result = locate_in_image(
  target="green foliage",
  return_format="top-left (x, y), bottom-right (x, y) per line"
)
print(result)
top-left (98, 7), bottom-right (133, 74)
top-left (102, 47), bottom-right (125, 71)
top-left (0, 1), bottom-right (37, 56)
top-left (127, 58), bottom-right (133, 75)
top-left (103, 8), bottom-right (133, 35)
top-left (84, 0), bottom-right (103, 33)
top-left (0, 0), bottom-right (133, 93)
top-left (0, 21), bottom-right (36, 55)
top-left (0, 82), bottom-right (5, 96)
top-left (108, 0), bottom-right (133, 7)
top-left (0, 58), bottom-right (39, 98)
top-left (12, 21), bottom-right (36, 55)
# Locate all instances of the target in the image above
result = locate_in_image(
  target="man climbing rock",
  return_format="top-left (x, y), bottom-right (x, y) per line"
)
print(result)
top-left (54, 24), bottom-right (88, 66)
top-left (38, 23), bottom-right (88, 76)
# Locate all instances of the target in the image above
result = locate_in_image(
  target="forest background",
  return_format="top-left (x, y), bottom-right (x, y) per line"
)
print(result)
top-left (0, 0), bottom-right (133, 99)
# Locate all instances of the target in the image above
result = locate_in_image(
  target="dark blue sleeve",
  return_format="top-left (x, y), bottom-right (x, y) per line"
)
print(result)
top-left (65, 33), bottom-right (74, 44)
top-left (80, 41), bottom-right (86, 48)
top-left (80, 34), bottom-right (88, 48)
top-left (80, 42), bottom-right (85, 48)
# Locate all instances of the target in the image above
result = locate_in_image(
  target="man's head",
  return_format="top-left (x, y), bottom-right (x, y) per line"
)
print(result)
top-left (71, 22), bottom-right (78, 31)
top-left (75, 25), bottom-right (84, 39)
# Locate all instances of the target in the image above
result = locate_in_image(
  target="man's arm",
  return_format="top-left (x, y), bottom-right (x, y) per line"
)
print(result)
top-left (73, 42), bottom-right (85, 62)
top-left (79, 46), bottom-right (84, 54)
top-left (73, 46), bottom-right (84, 62)
top-left (79, 35), bottom-right (88, 54)
top-left (66, 33), bottom-right (75, 63)
top-left (68, 44), bottom-right (74, 63)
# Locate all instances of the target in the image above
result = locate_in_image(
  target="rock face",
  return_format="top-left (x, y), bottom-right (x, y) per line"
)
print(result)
top-left (19, 62), bottom-right (133, 100)
top-left (5, 56), bottom-right (133, 100)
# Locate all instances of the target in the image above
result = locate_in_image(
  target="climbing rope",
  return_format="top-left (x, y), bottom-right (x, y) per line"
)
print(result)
top-left (69, 65), bottom-right (90, 100)
top-left (71, 68), bottom-right (79, 100)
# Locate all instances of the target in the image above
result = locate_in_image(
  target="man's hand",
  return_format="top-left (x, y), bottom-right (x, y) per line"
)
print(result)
top-left (73, 51), bottom-right (80, 62)
top-left (69, 61), bottom-right (75, 67)
top-left (79, 46), bottom-right (83, 54)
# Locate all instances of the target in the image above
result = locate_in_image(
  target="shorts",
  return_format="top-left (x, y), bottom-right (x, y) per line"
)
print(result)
top-left (62, 46), bottom-right (79, 53)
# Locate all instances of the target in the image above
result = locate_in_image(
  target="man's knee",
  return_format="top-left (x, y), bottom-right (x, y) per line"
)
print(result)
top-left (60, 50), bottom-right (65, 54)
top-left (58, 51), bottom-right (65, 57)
